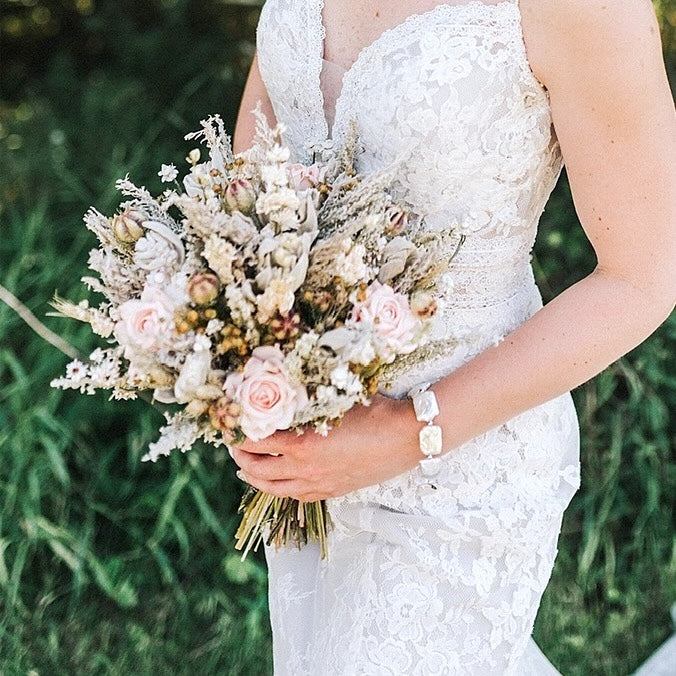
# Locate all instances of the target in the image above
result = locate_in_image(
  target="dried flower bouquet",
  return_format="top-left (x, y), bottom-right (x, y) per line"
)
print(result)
top-left (52, 110), bottom-right (460, 558)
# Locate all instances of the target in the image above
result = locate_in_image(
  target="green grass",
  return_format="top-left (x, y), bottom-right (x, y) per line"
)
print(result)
top-left (0, 1), bottom-right (673, 673)
top-left (0, 201), bottom-right (272, 673)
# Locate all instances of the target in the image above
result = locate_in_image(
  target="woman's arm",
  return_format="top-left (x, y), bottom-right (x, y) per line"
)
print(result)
top-left (231, 0), bottom-right (675, 501)
top-left (232, 52), bottom-right (276, 153)
top-left (424, 0), bottom-right (676, 445)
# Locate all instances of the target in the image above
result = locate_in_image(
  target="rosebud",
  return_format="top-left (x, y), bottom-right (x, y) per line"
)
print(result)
top-left (410, 289), bottom-right (438, 319)
top-left (224, 178), bottom-right (256, 215)
top-left (187, 272), bottom-right (220, 306)
top-left (112, 210), bottom-right (145, 243)
top-left (385, 207), bottom-right (408, 236)
top-left (186, 148), bottom-right (201, 165)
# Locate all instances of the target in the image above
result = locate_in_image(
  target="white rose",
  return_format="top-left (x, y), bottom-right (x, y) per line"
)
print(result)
top-left (114, 286), bottom-right (175, 355)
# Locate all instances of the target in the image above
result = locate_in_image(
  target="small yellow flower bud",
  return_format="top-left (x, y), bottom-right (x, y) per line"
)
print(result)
top-left (186, 399), bottom-right (209, 418)
top-left (209, 396), bottom-right (241, 434)
top-left (356, 283), bottom-right (368, 303)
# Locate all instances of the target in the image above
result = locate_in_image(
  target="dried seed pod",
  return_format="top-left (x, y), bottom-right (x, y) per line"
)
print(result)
top-left (187, 272), bottom-right (220, 306)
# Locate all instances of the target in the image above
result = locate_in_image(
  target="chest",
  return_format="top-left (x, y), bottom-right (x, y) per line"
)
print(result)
top-left (322, 0), bottom-right (453, 70)
top-left (321, 0), bottom-right (509, 71)
top-left (256, 0), bottom-right (561, 238)
top-left (257, 0), bottom-right (552, 177)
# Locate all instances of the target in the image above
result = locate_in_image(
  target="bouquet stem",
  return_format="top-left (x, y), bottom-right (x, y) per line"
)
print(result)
top-left (234, 487), bottom-right (331, 560)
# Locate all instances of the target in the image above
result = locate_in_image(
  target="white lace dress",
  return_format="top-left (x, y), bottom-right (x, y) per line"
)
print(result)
top-left (256, 1), bottom-right (581, 673)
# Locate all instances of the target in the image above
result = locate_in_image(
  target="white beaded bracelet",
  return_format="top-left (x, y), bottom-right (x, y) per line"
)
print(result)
top-left (408, 384), bottom-right (443, 478)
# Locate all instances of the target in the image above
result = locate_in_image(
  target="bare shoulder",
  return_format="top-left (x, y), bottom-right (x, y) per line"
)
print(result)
top-left (518, 0), bottom-right (662, 87)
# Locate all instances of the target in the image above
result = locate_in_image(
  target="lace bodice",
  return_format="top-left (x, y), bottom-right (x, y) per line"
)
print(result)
top-left (258, 3), bottom-right (580, 674)
top-left (258, 0), bottom-right (563, 396)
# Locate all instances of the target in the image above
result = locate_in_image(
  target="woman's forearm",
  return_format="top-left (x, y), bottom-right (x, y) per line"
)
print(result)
top-left (429, 270), bottom-right (674, 451)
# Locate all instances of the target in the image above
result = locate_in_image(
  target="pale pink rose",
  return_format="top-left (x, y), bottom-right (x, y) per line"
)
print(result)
top-left (114, 286), bottom-right (175, 354)
top-left (224, 345), bottom-right (308, 441)
top-left (349, 281), bottom-right (421, 361)
top-left (286, 163), bottom-right (327, 191)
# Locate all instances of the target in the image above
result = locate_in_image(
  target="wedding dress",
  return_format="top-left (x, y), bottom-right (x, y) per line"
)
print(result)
top-left (256, 1), bottom-right (581, 673)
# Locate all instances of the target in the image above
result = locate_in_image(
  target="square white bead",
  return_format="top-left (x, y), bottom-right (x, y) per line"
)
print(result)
top-left (419, 424), bottom-right (442, 457)
top-left (412, 390), bottom-right (439, 423)
top-left (419, 456), bottom-right (442, 477)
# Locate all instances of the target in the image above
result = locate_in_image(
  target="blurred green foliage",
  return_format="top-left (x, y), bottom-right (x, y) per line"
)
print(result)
top-left (0, 0), bottom-right (674, 673)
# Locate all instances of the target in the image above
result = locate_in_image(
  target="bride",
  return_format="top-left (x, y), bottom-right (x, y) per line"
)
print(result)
top-left (231, 0), bottom-right (675, 673)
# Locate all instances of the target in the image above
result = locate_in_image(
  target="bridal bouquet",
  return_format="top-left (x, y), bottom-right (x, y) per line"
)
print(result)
top-left (51, 110), bottom-right (459, 558)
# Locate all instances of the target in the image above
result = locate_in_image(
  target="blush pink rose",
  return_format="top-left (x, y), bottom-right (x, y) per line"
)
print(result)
top-left (115, 286), bottom-right (175, 355)
top-left (349, 281), bottom-right (421, 362)
top-left (287, 163), bottom-right (327, 191)
top-left (224, 345), bottom-right (308, 441)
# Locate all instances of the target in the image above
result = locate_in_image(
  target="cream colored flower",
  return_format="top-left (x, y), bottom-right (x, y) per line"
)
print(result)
top-left (173, 336), bottom-right (212, 404)
top-left (256, 279), bottom-right (295, 322)
top-left (158, 164), bottom-right (178, 182)
top-left (114, 286), bottom-right (175, 355)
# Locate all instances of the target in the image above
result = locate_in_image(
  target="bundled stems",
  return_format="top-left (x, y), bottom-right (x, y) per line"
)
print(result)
top-left (234, 488), bottom-right (331, 560)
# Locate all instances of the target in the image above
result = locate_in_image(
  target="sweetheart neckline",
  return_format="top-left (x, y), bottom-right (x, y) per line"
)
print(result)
top-left (315, 0), bottom-right (521, 140)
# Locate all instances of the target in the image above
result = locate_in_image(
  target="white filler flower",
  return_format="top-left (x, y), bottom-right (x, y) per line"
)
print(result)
top-left (158, 163), bottom-right (178, 182)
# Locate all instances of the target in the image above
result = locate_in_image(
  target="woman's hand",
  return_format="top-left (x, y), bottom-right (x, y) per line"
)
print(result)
top-left (229, 394), bottom-right (422, 501)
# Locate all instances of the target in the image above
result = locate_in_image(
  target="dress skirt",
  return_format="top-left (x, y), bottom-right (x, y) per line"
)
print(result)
top-left (265, 392), bottom-right (580, 675)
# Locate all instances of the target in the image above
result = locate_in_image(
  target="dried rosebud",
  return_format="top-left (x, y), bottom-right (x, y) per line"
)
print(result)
top-left (186, 148), bottom-right (201, 165)
top-left (410, 289), bottom-right (438, 319)
top-left (224, 178), bottom-right (256, 215)
top-left (385, 206), bottom-right (408, 236)
top-left (209, 396), bottom-right (241, 433)
top-left (112, 210), bottom-right (145, 243)
top-left (187, 272), bottom-right (220, 306)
